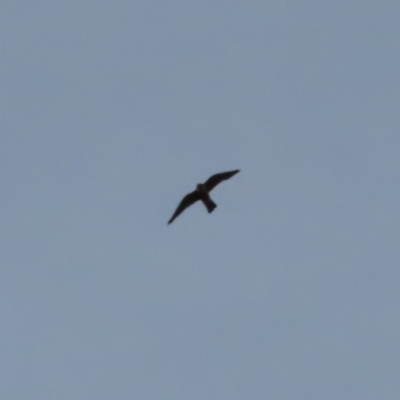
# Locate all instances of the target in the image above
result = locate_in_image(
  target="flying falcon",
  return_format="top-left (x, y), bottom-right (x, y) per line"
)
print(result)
top-left (168, 169), bottom-right (240, 225)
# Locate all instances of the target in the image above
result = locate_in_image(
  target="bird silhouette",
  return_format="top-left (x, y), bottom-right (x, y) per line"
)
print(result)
top-left (168, 170), bottom-right (240, 225)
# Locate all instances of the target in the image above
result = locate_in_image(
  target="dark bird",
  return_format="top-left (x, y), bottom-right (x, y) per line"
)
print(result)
top-left (168, 169), bottom-right (240, 225)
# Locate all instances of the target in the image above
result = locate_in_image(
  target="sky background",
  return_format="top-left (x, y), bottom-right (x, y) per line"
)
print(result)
top-left (1, 1), bottom-right (400, 399)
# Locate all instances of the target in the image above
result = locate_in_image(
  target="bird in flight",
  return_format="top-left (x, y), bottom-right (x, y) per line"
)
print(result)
top-left (168, 169), bottom-right (240, 225)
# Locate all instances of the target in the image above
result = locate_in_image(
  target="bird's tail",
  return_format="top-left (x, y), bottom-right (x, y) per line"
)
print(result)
top-left (203, 198), bottom-right (217, 213)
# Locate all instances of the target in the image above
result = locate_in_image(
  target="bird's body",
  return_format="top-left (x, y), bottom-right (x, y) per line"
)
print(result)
top-left (195, 183), bottom-right (217, 214)
top-left (168, 170), bottom-right (240, 224)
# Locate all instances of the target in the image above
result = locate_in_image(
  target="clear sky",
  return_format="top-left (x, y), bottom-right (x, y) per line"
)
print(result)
top-left (2, 2), bottom-right (400, 399)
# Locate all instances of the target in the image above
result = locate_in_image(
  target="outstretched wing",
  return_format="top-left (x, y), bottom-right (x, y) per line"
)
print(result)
top-left (168, 190), bottom-right (201, 224)
top-left (204, 169), bottom-right (240, 192)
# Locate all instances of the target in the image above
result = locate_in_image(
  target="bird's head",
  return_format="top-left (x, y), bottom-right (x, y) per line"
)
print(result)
top-left (196, 183), bottom-right (206, 192)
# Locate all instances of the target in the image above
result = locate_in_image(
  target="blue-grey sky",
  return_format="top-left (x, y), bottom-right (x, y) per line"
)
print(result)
top-left (2, 2), bottom-right (400, 399)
